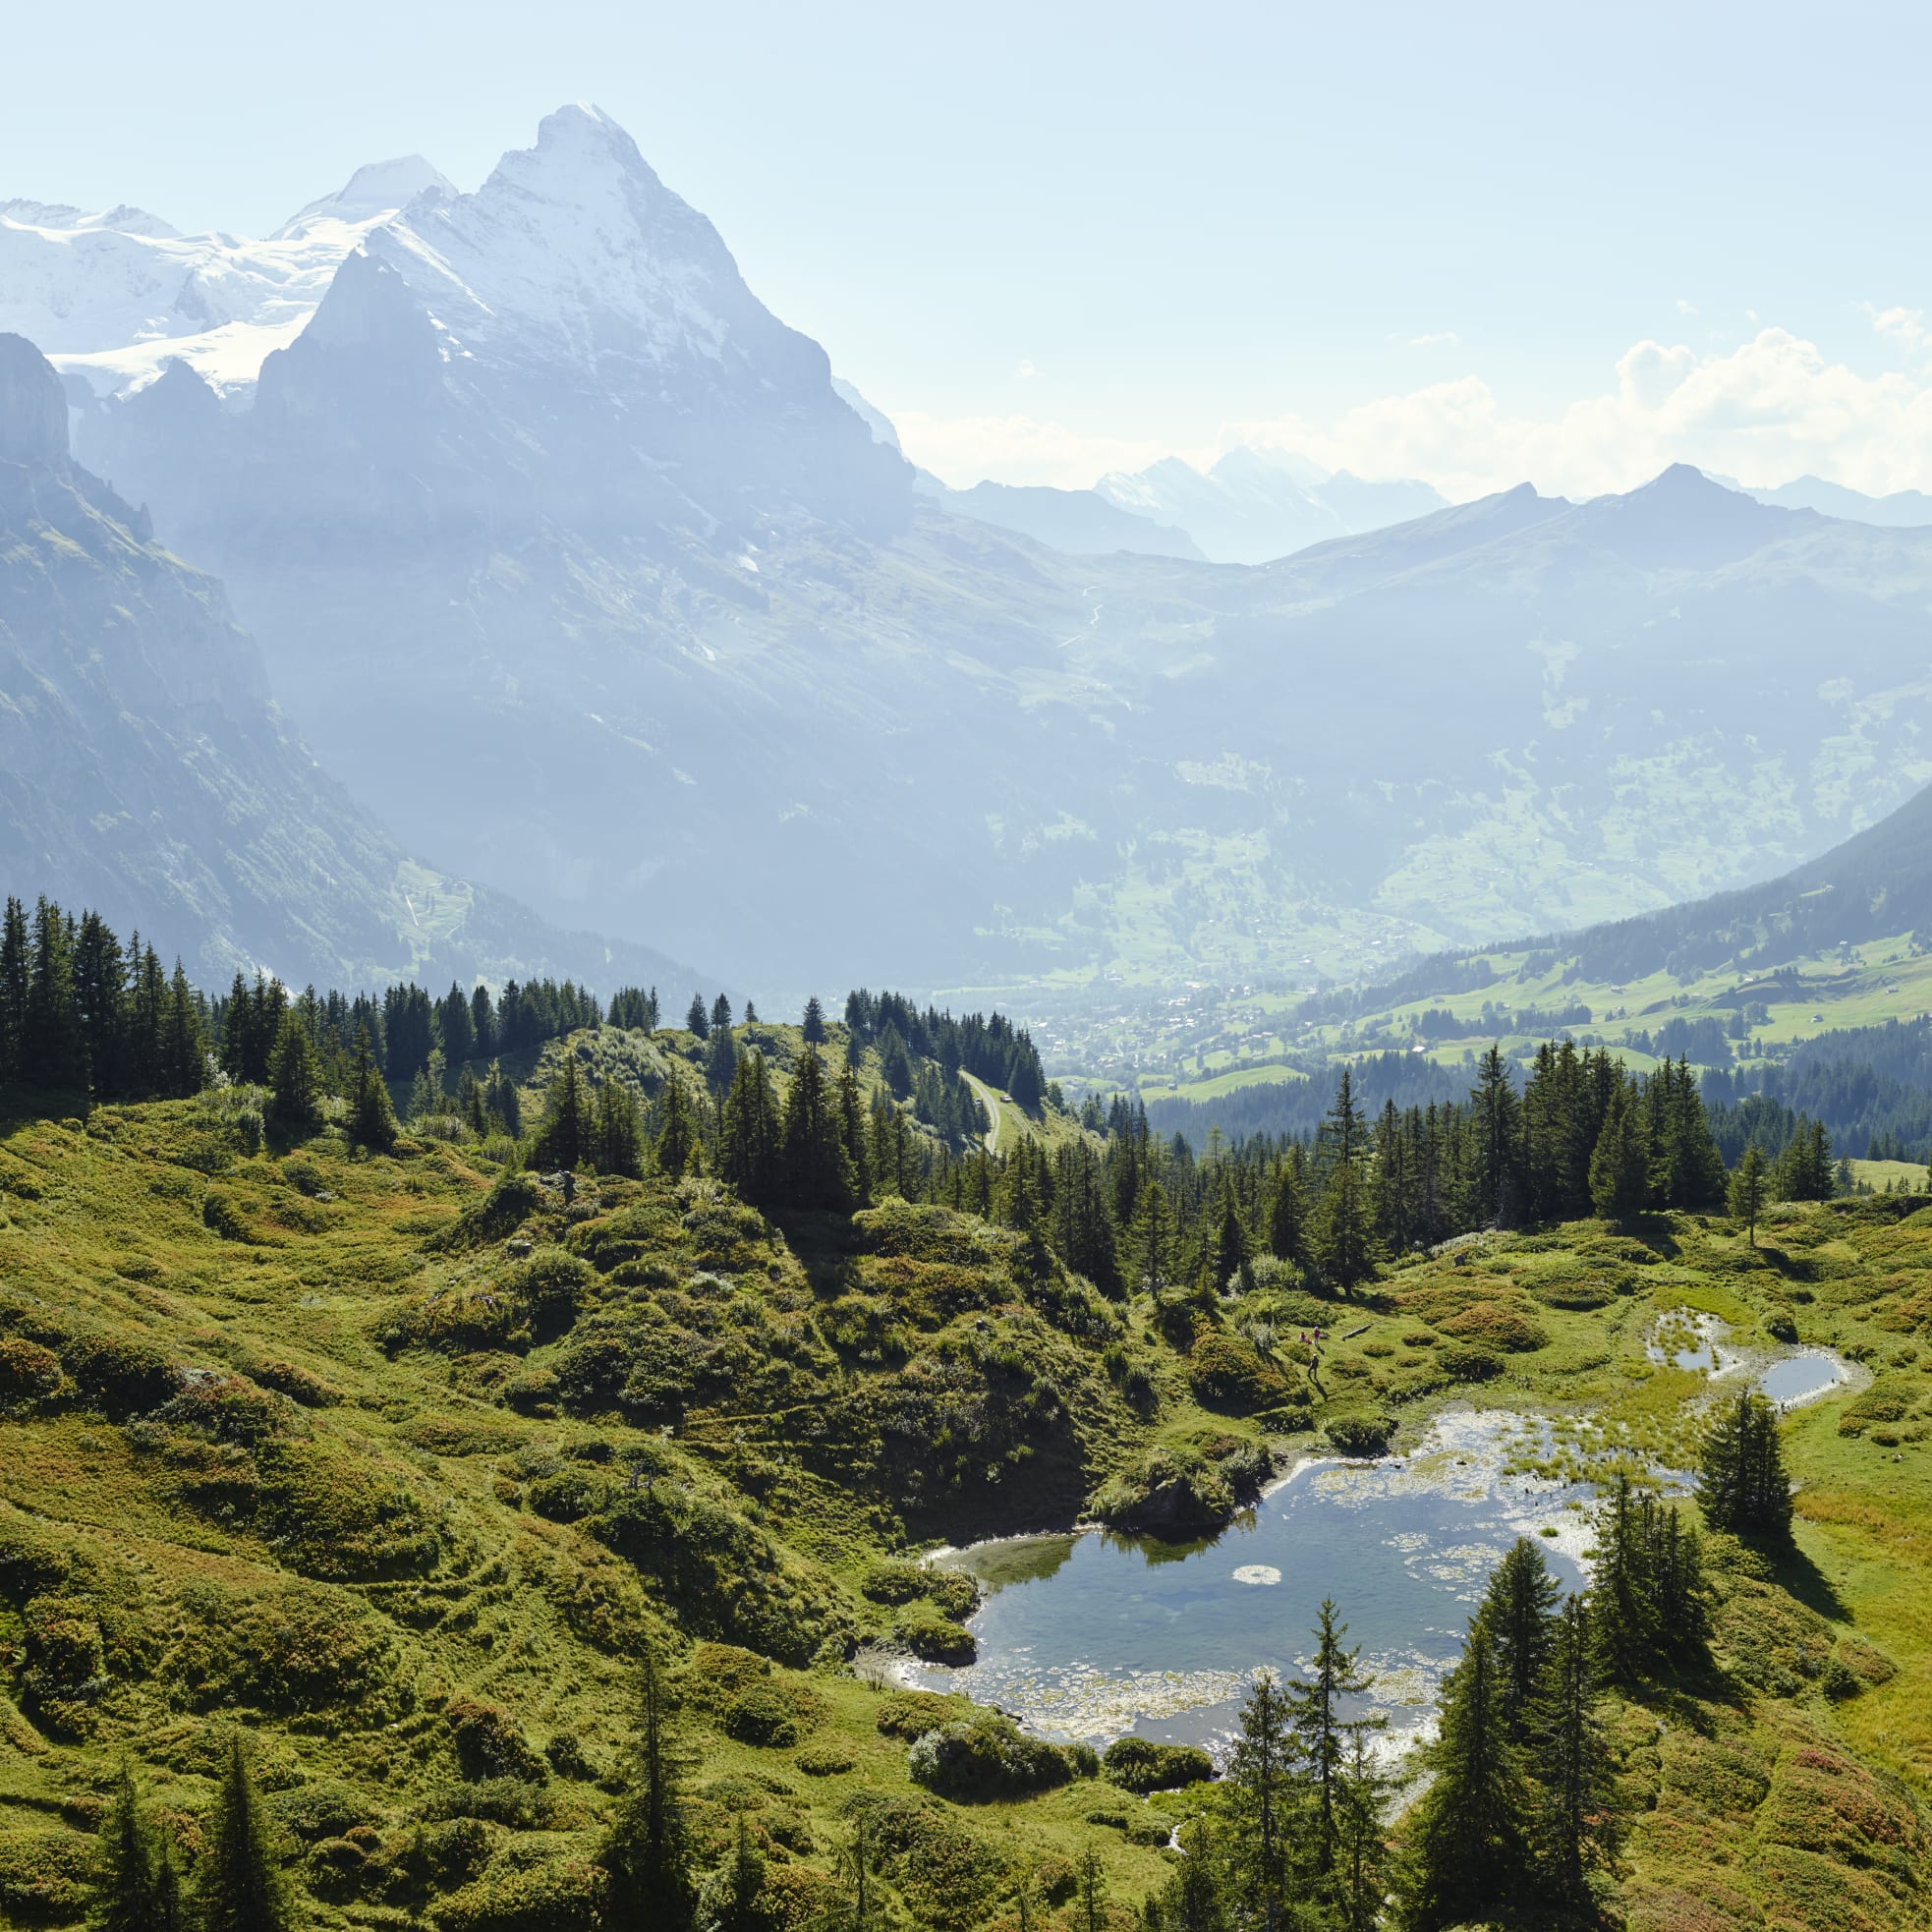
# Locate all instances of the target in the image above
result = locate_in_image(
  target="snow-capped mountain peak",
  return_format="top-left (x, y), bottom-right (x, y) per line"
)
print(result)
top-left (1, 156), bottom-right (452, 404)
top-left (274, 154), bottom-right (455, 237)
top-left (358, 101), bottom-right (754, 371)
top-left (0, 199), bottom-right (179, 240)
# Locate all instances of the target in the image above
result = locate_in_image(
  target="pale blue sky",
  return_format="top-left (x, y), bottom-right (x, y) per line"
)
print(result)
top-left (6, 0), bottom-right (1930, 494)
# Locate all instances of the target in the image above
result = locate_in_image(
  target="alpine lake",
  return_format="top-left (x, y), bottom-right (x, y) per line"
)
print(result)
top-left (909, 1336), bottom-right (1853, 1758)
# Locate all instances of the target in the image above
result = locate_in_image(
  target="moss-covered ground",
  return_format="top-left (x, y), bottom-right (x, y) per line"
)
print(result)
top-left (0, 1074), bottom-right (1930, 1928)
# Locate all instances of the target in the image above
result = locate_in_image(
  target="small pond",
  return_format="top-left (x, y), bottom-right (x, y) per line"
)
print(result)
top-left (911, 1410), bottom-right (1592, 1755)
top-left (1646, 1311), bottom-right (1854, 1411)
top-left (1755, 1348), bottom-right (1854, 1409)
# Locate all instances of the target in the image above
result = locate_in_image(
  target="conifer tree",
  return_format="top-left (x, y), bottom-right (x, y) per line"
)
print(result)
top-left (1314, 1067), bottom-right (1377, 1289)
top-left (1224, 1673), bottom-right (1295, 1932)
top-left (600, 1646), bottom-right (693, 1930)
top-left (705, 1021), bottom-right (739, 1098)
top-left (1073, 1847), bottom-right (1108, 1932)
top-left (801, 994), bottom-right (826, 1044)
top-left (1590, 1474), bottom-right (1655, 1684)
top-left (1265, 1150), bottom-right (1306, 1265)
top-left (655, 1077), bottom-right (701, 1179)
top-left (1527, 1594), bottom-right (1616, 1921)
top-left (696, 1816), bottom-right (765, 1932)
top-left (1154, 1818), bottom-right (1227, 1932)
top-left (92, 1760), bottom-right (164, 1932)
top-left (1134, 1177), bottom-right (1173, 1293)
top-left (1728, 1143), bottom-right (1768, 1247)
top-left (1335, 1727), bottom-right (1392, 1932)
top-left (532, 1056), bottom-right (589, 1169)
top-left (0, 895), bottom-right (28, 1085)
top-left (24, 898), bottom-right (88, 1092)
top-left (1471, 1044), bottom-right (1525, 1226)
top-left (710, 994), bottom-right (732, 1033)
top-left (1697, 1387), bottom-right (1791, 1540)
top-left (1285, 1598), bottom-right (1382, 1885)
top-left (685, 994), bottom-right (710, 1040)
top-left (720, 1051), bottom-right (782, 1204)
top-left (1400, 1609), bottom-right (1527, 1931)
top-left (160, 963), bottom-right (206, 1098)
top-left (347, 1026), bottom-right (397, 1153)
top-left (1588, 1079), bottom-right (1650, 1221)
top-left (594, 1079), bottom-right (646, 1178)
top-left (780, 1049), bottom-right (855, 1212)
top-left (1484, 1537), bottom-right (1562, 1741)
top-left (199, 1734), bottom-right (299, 1932)
top-left (267, 1009), bottom-right (322, 1130)
top-left (837, 1061), bottom-right (874, 1208)
top-left (1208, 1169), bottom-right (1249, 1288)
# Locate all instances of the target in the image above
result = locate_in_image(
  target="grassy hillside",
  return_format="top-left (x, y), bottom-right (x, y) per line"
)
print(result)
top-left (0, 1073), bottom-right (1930, 1927)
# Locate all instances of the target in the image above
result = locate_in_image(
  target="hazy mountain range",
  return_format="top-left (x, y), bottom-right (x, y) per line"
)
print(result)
top-left (11, 104), bottom-right (1932, 1002)
top-left (0, 329), bottom-right (702, 995)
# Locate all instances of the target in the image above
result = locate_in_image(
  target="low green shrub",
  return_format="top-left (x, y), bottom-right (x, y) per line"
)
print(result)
top-left (906, 1713), bottom-right (1073, 1801)
top-left (1325, 1411), bottom-right (1393, 1456)
top-left (1101, 1736), bottom-right (1215, 1793)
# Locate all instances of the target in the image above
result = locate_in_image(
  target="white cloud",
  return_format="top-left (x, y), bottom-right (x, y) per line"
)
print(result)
top-left (1221, 327), bottom-right (1932, 500)
top-left (892, 409), bottom-right (1170, 489)
top-left (1407, 330), bottom-right (1460, 348)
top-left (897, 322), bottom-right (1932, 501)
top-left (1864, 302), bottom-right (1924, 350)
top-left (1012, 358), bottom-right (1040, 379)
top-left (1676, 298), bottom-right (1699, 315)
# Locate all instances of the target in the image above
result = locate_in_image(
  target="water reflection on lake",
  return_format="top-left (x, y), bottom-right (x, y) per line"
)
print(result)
top-left (911, 1410), bottom-right (1591, 1754)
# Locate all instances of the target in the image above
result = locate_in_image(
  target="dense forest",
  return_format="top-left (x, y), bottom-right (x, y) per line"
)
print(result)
top-left (0, 894), bottom-right (1867, 1338)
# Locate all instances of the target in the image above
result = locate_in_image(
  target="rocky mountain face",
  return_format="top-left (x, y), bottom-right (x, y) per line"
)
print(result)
top-left (17, 111), bottom-right (1932, 997)
top-left (0, 332), bottom-right (699, 995)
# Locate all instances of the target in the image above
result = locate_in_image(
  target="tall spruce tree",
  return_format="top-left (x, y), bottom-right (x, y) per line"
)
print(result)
top-left (1484, 1537), bottom-right (1562, 1742)
top-left (1153, 1818), bottom-right (1227, 1932)
top-left (1728, 1143), bottom-right (1768, 1248)
top-left (600, 1646), bottom-right (693, 1930)
top-left (24, 898), bottom-right (88, 1093)
top-left (655, 1077), bottom-right (702, 1178)
top-left (1471, 1045), bottom-right (1525, 1227)
top-left (1314, 1067), bottom-right (1377, 1289)
top-left (720, 1051), bottom-right (782, 1204)
top-left (1588, 1079), bottom-right (1650, 1222)
top-left (92, 1760), bottom-right (167, 1932)
top-left (267, 1010), bottom-right (322, 1130)
top-left (199, 1735), bottom-right (299, 1932)
top-left (1224, 1674), bottom-right (1295, 1932)
top-left (1284, 1599), bottom-right (1382, 1885)
top-left (1697, 1387), bottom-right (1791, 1540)
top-left (1400, 1608), bottom-right (1528, 1931)
top-left (1335, 1727), bottom-right (1392, 1932)
top-left (532, 1056), bottom-right (589, 1170)
top-left (1590, 1473), bottom-right (1656, 1685)
top-left (0, 895), bottom-right (28, 1085)
top-left (346, 1026), bottom-right (397, 1153)
top-left (1265, 1149), bottom-right (1307, 1265)
top-left (781, 1049), bottom-right (856, 1212)
top-left (1527, 1594), bottom-right (1616, 1922)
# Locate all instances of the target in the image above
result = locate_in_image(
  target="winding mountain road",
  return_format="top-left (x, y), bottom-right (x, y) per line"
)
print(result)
top-left (959, 1070), bottom-right (1004, 1154)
